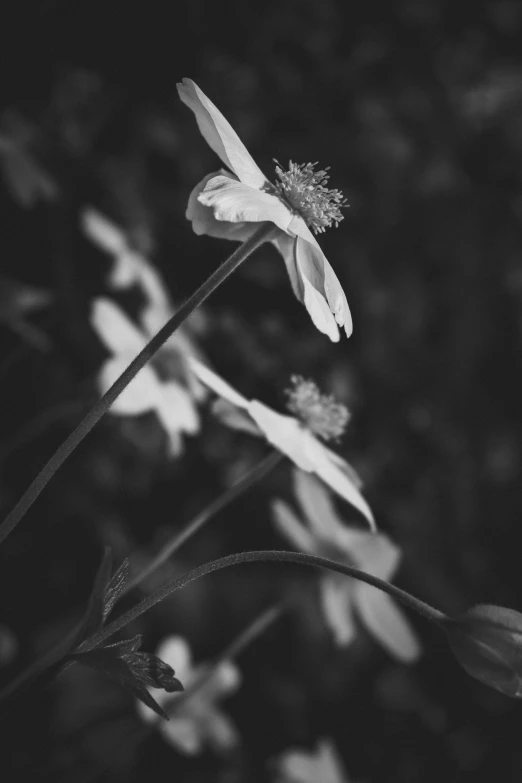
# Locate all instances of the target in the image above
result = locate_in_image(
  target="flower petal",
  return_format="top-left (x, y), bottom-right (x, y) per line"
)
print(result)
top-left (349, 533), bottom-right (400, 580)
top-left (199, 174), bottom-right (292, 234)
top-left (99, 357), bottom-right (163, 415)
top-left (154, 382), bottom-right (200, 457)
top-left (91, 298), bottom-right (147, 357)
top-left (292, 470), bottom-right (345, 541)
top-left (302, 274), bottom-right (340, 342)
top-left (164, 715), bottom-right (203, 755)
top-left (188, 357), bottom-right (250, 410)
top-left (202, 706), bottom-right (239, 753)
top-left (320, 577), bottom-right (357, 647)
top-left (272, 499), bottom-right (316, 553)
top-left (200, 661), bottom-right (241, 700)
top-left (355, 584), bottom-right (421, 663)
top-left (82, 209), bottom-right (126, 255)
top-left (156, 636), bottom-right (193, 681)
top-left (187, 172), bottom-right (258, 241)
top-left (177, 79), bottom-right (267, 189)
top-left (301, 433), bottom-right (375, 529)
top-left (272, 233), bottom-right (303, 300)
top-left (247, 401), bottom-right (316, 471)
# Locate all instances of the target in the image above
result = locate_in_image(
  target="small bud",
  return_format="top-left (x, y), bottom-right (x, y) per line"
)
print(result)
top-left (444, 604), bottom-right (522, 697)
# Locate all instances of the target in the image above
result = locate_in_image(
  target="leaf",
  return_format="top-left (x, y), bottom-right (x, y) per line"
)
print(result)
top-left (74, 548), bottom-right (114, 646)
top-left (103, 558), bottom-right (130, 621)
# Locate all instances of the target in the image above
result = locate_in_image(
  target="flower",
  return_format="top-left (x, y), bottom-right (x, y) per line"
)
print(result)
top-left (90, 297), bottom-right (201, 457)
top-left (275, 739), bottom-right (350, 783)
top-left (136, 635), bottom-right (241, 755)
top-left (443, 604), bottom-right (522, 697)
top-left (177, 78), bottom-right (352, 342)
top-left (188, 357), bottom-right (374, 527)
top-left (272, 469), bottom-right (420, 662)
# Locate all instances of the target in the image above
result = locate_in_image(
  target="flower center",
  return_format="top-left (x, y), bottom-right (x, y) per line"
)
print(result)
top-left (273, 160), bottom-right (348, 234)
top-left (285, 375), bottom-right (350, 442)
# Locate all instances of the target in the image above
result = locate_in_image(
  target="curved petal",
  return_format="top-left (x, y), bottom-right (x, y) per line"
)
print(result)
top-left (156, 636), bottom-right (193, 681)
top-left (292, 470), bottom-right (344, 541)
top-left (198, 174), bottom-right (292, 234)
top-left (247, 401), bottom-right (316, 471)
top-left (296, 236), bottom-right (350, 340)
top-left (187, 172), bottom-right (258, 241)
top-left (82, 209), bottom-right (126, 255)
top-left (303, 275), bottom-right (340, 342)
top-left (301, 434), bottom-right (375, 529)
top-left (272, 499), bottom-right (316, 553)
top-left (188, 358), bottom-right (250, 410)
top-left (272, 233), bottom-right (303, 300)
top-left (91, 298), bottom-right (147, 357)
top-left (355, 584), bottom-right (421, 662)
top-left (99, 357), bottom-right (162, 415)
top-left (177, 79), bottom-right (267, 189)
top-left (320, 577), bottom-right (357, 647)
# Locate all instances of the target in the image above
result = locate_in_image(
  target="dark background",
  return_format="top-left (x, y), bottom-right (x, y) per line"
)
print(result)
top-left (1, 0), bottom-right (522, 780)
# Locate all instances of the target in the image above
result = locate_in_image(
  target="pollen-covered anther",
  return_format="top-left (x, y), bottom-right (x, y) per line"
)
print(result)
top-left (285, 375), bottom-right (350, 442)
top-left (273, 160), bottom-right (348, 234)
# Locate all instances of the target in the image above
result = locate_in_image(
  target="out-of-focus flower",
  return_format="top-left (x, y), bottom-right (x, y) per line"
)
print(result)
top-left (91, 297), bottom-right (200, 457)
top-left (443, 604), bottom-right (522, 697)
top-left (0, 113), bottom-right (58, 207)
top-left (275, 739), bottom-right (350, 783)
top-left (272, 470), bottom-right (420, 662)
top-left (137, 635), bottom-right (241, 755)
top-left (189, 358), bottom-right (374, 527)
top-left (177, 78), bottom-right (351, 342)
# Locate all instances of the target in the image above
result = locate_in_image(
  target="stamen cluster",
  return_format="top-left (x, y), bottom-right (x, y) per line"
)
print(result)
top-left (274, 160), bottom-right (348, 234)
top-left (285, 375), bottom-right (350, 442)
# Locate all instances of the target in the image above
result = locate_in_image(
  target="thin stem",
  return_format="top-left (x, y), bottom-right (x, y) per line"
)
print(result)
top-left (0, 223), bottom-right (274, 546)
top-left (125, 451), bottom-right (283, 592)
top-left (79, 549), bottom-right (447, 653)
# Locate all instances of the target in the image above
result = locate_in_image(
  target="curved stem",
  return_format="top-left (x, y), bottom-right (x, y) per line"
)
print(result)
top-left (125, 451), bottom-right (283, 592)
top-left (79, 549), bottom-right (447, 652)
top-left (0, 223), bottom-right (274, 546)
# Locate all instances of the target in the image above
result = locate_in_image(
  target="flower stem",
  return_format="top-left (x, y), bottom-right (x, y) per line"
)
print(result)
top-left (0, 223), bottom-right (275, 546)
top-left (125, 451), bottom-right (283, 593)
top-left (79, 549), bottom-right (447, 652)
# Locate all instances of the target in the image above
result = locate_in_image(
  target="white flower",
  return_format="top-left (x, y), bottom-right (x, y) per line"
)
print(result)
top-left (188, 357), bottom-right (374, 528)
top-left (273, 470), bottom-right (420, 662)
top-left (90, 297), bottom-right (200, 457)
top-left (275, 739), bottom-right (350, 783)
top-left (177, 78), bottom-right (352, 342)
top-left (136, 635), bottom-right (241, 756)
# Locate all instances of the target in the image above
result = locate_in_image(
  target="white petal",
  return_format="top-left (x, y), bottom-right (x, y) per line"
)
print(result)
top-left (91, 298), bottom-right (147, 356)
top-left (247, 401), bottom-right (315, 470)
top-left (198, 174), bottom-right (292, 234)
top-left (156, 381), bottom-right (200, 436)
top-left (302, 275), bottom-right (340, 342)
top-left (278, 740), bottom-right (347, 783)
top-left (320, 577), bottom-right (357, 647)
top-left (163, 716), bottom-right (203, 755)
top-left (272, 499), bottom-right (316, 553)
top-left (315, 740), bottom-right (349, 783)
top-left (156, 635), bottom-right (193, 681)
top-left (177, 79), bottom-right (267, 189)
top-left (187, 172), bottom-right (258, 241)
top-left (301, 434), bottom-right (375, 529)
top-left (349, 533), bottom-right (401, 581)
top-left (188, 357), bottom-right (250, 410)
top-left (82, 209), bottom-right (126, 255)
top-left (272, 233), bottom-right (303, 300)
top-left (99, 357), bottom-right (163, 415)
top-left (356, 584), bottom-right (421, 662)
top-left (203, 707), bottom-right (239, 753)
top-left (292, 469), bottom-right (344, 541)
top-left (202, 661), bottom-right (241, 699)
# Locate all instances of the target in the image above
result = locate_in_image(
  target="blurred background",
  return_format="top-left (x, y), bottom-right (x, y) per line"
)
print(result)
top-left (1, 0), bottom-right (522, 780)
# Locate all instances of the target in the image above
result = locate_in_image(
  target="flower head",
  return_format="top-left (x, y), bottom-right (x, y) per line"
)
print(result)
top-left (137, 635), bottom-right (241, 755)
top-left (188, 357), bottom-right (374, 527)
top-left (272, 469), bottom-right (420, 662)
top-left (275, 739), bottom-right (350, 783)
top-left (177, 78), bottom-right (352, 341)
top-left (443, 604), bottom-right (522, 697)
top-left (91, 297), bottom-right (201, 457)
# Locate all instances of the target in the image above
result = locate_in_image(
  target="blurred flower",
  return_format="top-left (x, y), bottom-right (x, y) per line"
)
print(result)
top-left (275, 739), bottom-right (350, 783)
top-left (91, 297), bottom-right (200, 457)
top-left (137, 635), bottom-right (241, 755)
top-left (189, 358), bottom-right (374, 526)
top-left (0, 113), bottom-right (58, 207)
top-left (443, 604), bottom-right (522, 697)
top-left (272, 470), bottom-right (420, 662)
top-left (177, 78), bottom-right (351, 341)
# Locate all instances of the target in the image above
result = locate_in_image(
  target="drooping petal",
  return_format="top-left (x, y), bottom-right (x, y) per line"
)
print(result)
top-left (272, 233), bottom-right (302, 300)
top-left (188, 357), bottom-right (250, 410)
top-left (99, 357), bottom-right (163, 415)
top-left (272, 499), bottom-right (316, 553)
top-left (198, 174), bottom-right (292, 234)
top-left (247, 401), bottom-right (316, 471)
top-left (301, 275), bottom-right (340, 342)
top-left (91, 298), bottom-right (147, 357)
top-left (177, 79), bottom-right (267, 189)
top-left (320, 577), bottom-right (357, 647)
top-left (187, 172), bottom-right (258, 241)
top-left (355, 584), bottom-right (421, 663)
top-left (301, 433), bottom-right (375, 529)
